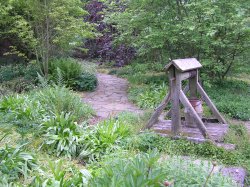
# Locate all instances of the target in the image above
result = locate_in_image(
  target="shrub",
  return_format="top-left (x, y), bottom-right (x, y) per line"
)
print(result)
top-left (48, 58), bottom-right (98, 91)
top-left (73, 72), bottom-right (97, 91)
top-left (0, 145), bottom-right (38, 182)
top-left (206, 80), bottom-right (250, 120)
top-left (0, 63), bottom-right (40, 82)
top-left (0, 63), bottom-right (40, 93)
top-left (48, 58), bottom-right (82, 87)
top-left (89, 151), bottom-right (235, 186)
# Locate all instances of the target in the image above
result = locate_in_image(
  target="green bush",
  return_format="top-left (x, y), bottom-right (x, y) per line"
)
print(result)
top-left (0, 63), bottom-right (40, 82)
top-left (73, 72), bottom-right (97, 91)
top-left (48, 58), bottom-right (82, 86)
top-left (114, 63), bottom-right (165, 78)
top-left (0, 63), bottom-right (40, 93)
top-left (0, 145), bottom-right (38, 183)
top-left (206, 80), bottom-right (250, 120)
top-left (48, 58), bottom-right (98, 91)
top-left (89, 151), bottom-right (235, 187)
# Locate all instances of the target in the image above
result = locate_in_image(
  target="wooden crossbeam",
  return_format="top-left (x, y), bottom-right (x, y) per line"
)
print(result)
top-left (197, 83), bottom-right (226, 124)
top-left (145, 92), bottom-right (171, 129)
top-left (179, 90), bottom-right (211, 139)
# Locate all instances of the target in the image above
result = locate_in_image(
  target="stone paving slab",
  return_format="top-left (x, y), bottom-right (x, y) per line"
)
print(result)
top-left (82, 73), bottom-right (142, 119)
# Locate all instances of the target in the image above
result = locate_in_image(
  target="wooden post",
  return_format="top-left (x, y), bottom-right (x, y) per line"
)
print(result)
top-left (189, 70), bottom-right (197, 99)
top-left (197, 83), bottom-right (226, 124)
top-left (169, 67), bottom-right (181, 135)
top-left (179, 90), bottom-right (210, 139)
top-left (166, 84), bottom-right (189, 118)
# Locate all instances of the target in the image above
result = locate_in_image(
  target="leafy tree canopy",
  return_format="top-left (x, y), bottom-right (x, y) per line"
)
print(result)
top-left (106, 0), bottom-right (250, 79)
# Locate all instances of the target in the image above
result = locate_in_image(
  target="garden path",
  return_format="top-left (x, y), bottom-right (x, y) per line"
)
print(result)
top-left (81, 73), bottom-right (142, 120)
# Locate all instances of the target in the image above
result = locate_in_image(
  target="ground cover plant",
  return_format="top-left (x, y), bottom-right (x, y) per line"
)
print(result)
top-left (89, 151), bottom-right (236, 187)
top-left (0, 63), bottom-right (40, 93)
top-left (0, 144), bottom-right (38, 184)
top-left (1, 98), bottom-right (245, 186)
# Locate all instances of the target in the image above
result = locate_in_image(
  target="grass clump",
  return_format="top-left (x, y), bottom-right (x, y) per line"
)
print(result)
top-left (33, 86), bottom-right (94, 119)
top-left (41, 113), bottom-right (84, 159)
top-left (79, 118), bottom-right (132, 162)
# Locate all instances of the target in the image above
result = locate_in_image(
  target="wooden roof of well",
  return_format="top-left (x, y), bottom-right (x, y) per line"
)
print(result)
top-left (165, 58), bottom-right (202, 72)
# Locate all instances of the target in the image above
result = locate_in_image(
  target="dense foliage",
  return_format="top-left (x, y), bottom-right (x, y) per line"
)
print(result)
top-left (82, 1), bottom-right (135, 66)
top-left (0, 0), bottom-right (249, 186)
top-left (0, 63), bottom-right (40, 93)
top-left (111, 62), bottom-right (250, 121)
top-left (107, 0), bottom-right (250, 79)
top-left (89, 151), bottom-right (235, 186)
top-left (48, 58), bottom-right (98, 91)
top-left (0, 144), bottom-right (37, 183)
top-left (0, 0), bottom-right (94, 74)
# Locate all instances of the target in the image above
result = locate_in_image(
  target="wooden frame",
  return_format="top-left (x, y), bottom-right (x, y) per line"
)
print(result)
top-left (146, 58), bottom-right (226, 140)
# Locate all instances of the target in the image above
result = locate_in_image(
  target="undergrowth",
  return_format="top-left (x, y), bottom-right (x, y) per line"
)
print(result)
top-left (111, 63), bottom-right (250, 121)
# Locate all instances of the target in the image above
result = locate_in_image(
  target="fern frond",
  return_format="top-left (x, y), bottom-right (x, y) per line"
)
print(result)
top-left (37, 73), bottom-right (48, 88)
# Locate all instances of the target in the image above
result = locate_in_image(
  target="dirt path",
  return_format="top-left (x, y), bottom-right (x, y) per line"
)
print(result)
top-left (82, 73), bottom-right (141, 119)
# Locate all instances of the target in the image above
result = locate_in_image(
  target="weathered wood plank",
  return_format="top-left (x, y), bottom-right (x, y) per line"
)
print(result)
top-left (165, 58), bottom-right (202, 72)
top-left (166, 84), bottom-right (189, 118)
top-left (179, 90), bottom-right (211, 139)
top-left (145, 92), bottom-right (170, 129)
top-left (179, 70), bottom-right (196, 81)
top-left (153, 119), bottom-right (228, 142)
top-left (197, 83), bottom-right (226, 124)
top-left (170, 69), bottom-right (181, 135)
top-left (189, 70), bottom-right (197, 99)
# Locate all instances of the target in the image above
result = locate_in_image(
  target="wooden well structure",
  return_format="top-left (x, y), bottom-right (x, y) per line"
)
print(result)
top-left (146, 58), bottom-right (227, 141)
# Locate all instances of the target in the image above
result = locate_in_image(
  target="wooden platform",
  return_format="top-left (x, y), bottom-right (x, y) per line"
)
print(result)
top-left (153, 119), bottom-right (229, 142)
